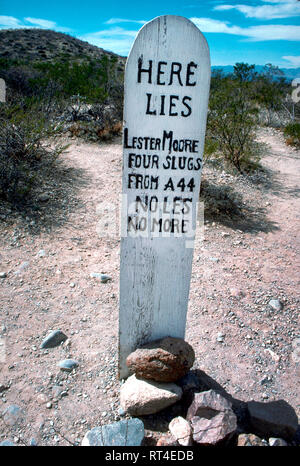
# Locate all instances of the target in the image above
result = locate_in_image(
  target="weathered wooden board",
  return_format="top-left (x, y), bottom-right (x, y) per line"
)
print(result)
top-left (119, 15), bottom-right (210, 378)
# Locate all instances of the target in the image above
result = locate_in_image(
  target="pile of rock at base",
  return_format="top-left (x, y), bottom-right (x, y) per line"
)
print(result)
top-left (79, 337), bottom-right (299, 447)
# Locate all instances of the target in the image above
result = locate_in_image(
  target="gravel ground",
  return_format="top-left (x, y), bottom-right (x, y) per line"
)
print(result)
top-left (0, 127), bottom-right (299, 445)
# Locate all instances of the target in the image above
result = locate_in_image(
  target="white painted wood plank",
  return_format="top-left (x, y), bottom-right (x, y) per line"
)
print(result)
top-left (119, 15), bottom-right (211, 379)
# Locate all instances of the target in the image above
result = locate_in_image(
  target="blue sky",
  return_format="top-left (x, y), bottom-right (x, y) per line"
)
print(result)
top-left (0, 0), bottom-right (300, 67)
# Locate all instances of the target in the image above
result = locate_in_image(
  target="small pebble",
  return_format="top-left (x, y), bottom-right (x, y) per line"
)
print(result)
top-left (217, 332), bottom-right (225, 343)
top-left (268, 299), bottom-right (283, 311)
top-left (58, 359), bottom-right (79, 372)
top-left (269, 437), bottom-right (288, 446)
top-left (101, 274), bottom-right (112, 283)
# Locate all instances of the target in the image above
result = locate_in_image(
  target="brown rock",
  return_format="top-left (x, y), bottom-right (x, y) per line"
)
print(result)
top-left (247, 400), bottom-right (298, 441)
top-left (191, 410), bottom-right (237, 446)
top-left (186, 389), bottom-right (233, 420)
top-left (237, 433), bottom-right (267, 446)
top-left (186, 390), bottom-right (237, 446)
top-left (126, 337), bottom-right (195, 382)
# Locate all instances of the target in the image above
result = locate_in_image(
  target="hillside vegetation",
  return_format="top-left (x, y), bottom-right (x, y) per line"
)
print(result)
top-left (0, 28), bottom-right (125, 64)
top-left (0, 29), bottom-right (299, 208)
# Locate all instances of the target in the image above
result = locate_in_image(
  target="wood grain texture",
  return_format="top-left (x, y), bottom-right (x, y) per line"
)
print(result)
top-left (119, 15), bottom-right (211, 378)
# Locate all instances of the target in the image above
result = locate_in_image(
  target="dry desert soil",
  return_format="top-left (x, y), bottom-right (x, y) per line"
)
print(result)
top-left (0, 127), bottom-right (299, 445)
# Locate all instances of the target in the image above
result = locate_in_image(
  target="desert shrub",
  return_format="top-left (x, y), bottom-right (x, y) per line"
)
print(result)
top-left (31, 55), bottom-right (121, 103)
top-left (66, 119), bottom-right (122, 142)
top-left (233, 62), bottom-right (257, 82)
top-left (206, 74), bottom-right (261, 173)
top-left (283, 122), bottom-right (300, 147)
top-left (0, 103), bottom-right (68, 203)
top-left (56, 96), bottom-right (122, 141)
top-left (253, 64), bottom-right (287, 123)
top-left (0, 55), bottom-right (124, 108)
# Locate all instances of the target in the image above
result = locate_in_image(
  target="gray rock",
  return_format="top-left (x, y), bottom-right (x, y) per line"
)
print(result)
top-left (37, 249), bottom-right (46, 257)
top-left (90, 273), bottom-right (112, 283)
top-left (82, 419), bottom-right (144, 446)
top-left (100, 274), bottom-right (112, 283)
top-left (40, 330), bottom-right (68, 349)
top-left (14, 261), bottom-right (30, 274)
top-left (0, 272), bottom-right (7, 278)
top-left (217, 332), bottom-right (225, 343)
top-left (2, 405), bottom-right (25, 426)
top-left (38, 193), bottom-right (50, 202)
top-left (247, 400), bottom-right (298, 440)
top-left (120, 374), bottom-right (182, 415)
top-left (269, 437), bottom-right (288, 446)
top-left (268, 299), bottom-right (283, 311)
top-left (118, 407), bottom-right (126, 417)
top-left (58, 359), bottom-right (79, 372)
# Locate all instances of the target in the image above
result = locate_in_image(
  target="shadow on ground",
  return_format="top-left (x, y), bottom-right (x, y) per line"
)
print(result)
top-left (201, 173), bottom-right (280, 234)
top-left (0, 159), bottom-right (88, 235)
top-left (208, 208), bottom-right (280, 234)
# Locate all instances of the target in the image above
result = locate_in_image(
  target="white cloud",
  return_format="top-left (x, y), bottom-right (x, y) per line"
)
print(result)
top-left (190, 17), bottom-right (241, 34)
top-left (0, 15), bottom-right (72, 32)
top-left (105, 18), bottom-right (146, 25)
top-left (244, 24), bottom-right (300, 41)
top-left (80, 15), bottom-right (300, 56)
top-left (24, 17), bottom-right (57, 29)
top-left (24, 17), bottom-right (72, 32)
top-left (80, 27), bottom-right (139, 55)
top-left (0, 15), bottom-right (22, 28)
top-left (282, 55), bottom-right (300, 67)
top-left (190, 16), bottom-right (300, 40)
top-left (84, 27), bottom-right (138, 38)
top-left (214, 0), bottom-right (300, 20)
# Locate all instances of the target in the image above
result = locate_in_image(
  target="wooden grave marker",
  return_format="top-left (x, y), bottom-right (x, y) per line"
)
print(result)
top-left (119, 15), bottom-right (211, 378)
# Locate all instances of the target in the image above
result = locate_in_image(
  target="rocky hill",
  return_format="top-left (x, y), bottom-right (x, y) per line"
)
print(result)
top-left (0, 28), bottom-right (125, 69)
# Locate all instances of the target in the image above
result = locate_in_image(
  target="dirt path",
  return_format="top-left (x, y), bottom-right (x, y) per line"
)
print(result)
top-left (0, 128), bottom-right (299, 445)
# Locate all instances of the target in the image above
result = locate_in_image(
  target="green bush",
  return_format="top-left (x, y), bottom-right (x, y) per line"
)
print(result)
top-left (0, 56), bottom-right (122, 105)
top-left (206, 74), bottom-right (261, 172)
top-left (0, 103), bottom-right (68, 203)
top-left (283, 122), bottom-right (300, 147)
